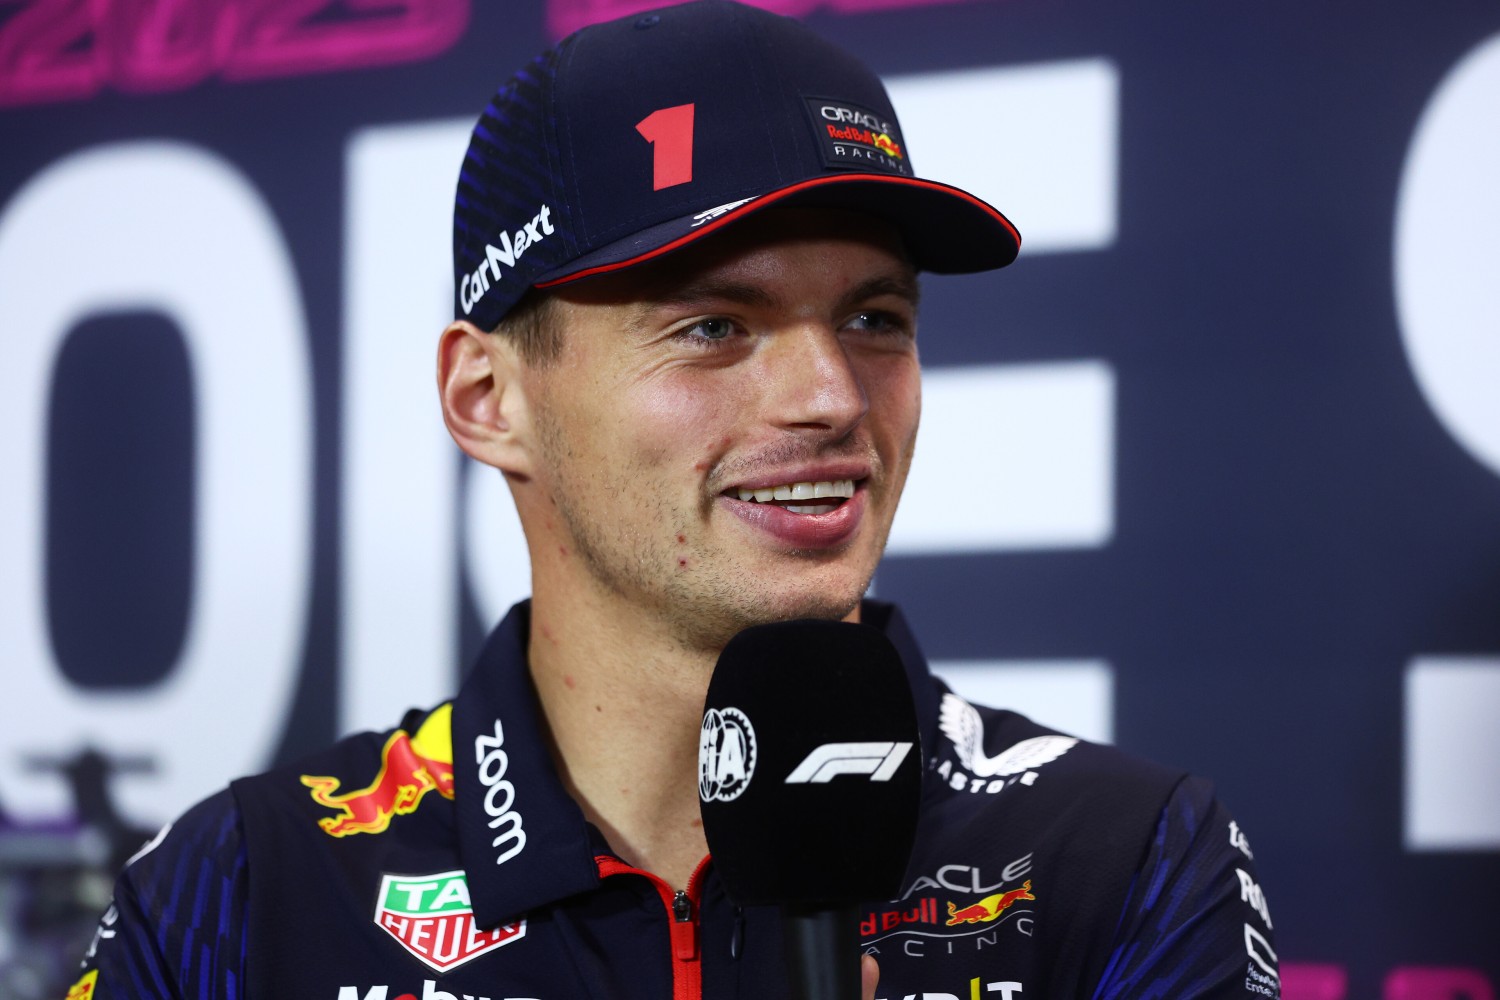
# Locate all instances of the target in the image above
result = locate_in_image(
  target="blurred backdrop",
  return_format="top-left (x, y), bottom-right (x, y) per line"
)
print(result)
top-left (2, 0), bottom-right (1499, 997)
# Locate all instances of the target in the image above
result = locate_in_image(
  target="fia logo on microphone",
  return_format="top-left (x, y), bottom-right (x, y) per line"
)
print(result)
top-left (699, 707), bottom-right (757, 802)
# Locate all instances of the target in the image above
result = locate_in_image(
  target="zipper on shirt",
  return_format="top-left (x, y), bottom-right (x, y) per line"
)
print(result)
top-left (671, 889), bottom-right (694, 960)
top-left (596, 854), bottom-right (711, 1000)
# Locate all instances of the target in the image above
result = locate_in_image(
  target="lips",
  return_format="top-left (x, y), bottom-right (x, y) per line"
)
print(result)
top-left (718, 474), bottom-right (867, 548)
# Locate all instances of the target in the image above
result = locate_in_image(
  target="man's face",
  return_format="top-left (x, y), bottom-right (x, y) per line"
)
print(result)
top-left (521, 208), bottom-right (921, 650)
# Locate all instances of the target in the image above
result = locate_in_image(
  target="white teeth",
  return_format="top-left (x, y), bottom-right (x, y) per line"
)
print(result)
top-left (733, 479), bottom-right (856, 505)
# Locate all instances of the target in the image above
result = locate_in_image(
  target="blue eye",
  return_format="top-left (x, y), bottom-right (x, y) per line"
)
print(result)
top-left (684, 317), bottom-right (734, 341)
top-left (847, 310), bottom-right (904, 334)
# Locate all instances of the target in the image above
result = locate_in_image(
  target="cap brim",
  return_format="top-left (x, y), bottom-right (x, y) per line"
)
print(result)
top-left (533, 173), bottom-right (1020, 289)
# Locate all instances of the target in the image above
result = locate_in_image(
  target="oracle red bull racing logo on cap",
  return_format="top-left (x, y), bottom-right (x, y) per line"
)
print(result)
top-left (302, 705), bottom-right (455, 837)
top-left (374, 870), bottom-right (525, 973)
top-left (804, 97), bottom-right (910, 176)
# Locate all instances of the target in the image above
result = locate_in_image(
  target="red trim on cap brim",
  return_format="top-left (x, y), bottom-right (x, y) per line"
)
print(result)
top-left (534, 173), bottom-right (1020, 288)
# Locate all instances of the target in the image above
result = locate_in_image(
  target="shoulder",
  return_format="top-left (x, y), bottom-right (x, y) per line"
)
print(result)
top-left (929, 693), bottom-right (1259, 881)
top-left (119, 785), bottom-right (247, 898)
top-left (914, 689), bottom-right (1188, 931)
top-left (1092, 776), bottom-right (1279, 997)
top-left (230, 701), bottom-right (455, 839)
top-left (925, 689), bottom-right (1186, 841)
top-left (78, 787), bottom-right (248, 998)
top-left (81, 703), bottom-right (458, 996)
top-left (918, 689), bottom-right (1277, 996)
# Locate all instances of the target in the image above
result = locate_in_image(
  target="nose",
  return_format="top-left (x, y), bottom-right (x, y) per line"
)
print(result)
top-left (764, 325), bottom-right (869, 438)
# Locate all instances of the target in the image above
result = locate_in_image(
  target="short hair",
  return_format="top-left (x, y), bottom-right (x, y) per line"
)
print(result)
top-left (490, 288), bottom-right (561, 365)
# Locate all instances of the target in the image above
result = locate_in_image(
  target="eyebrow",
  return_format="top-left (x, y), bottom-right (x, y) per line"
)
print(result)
top-left (645, 270), bottom-right (922, 317)
top-left (840, 274), bottom-right (921, 311)
top-left (650, 279), bottom-right (780, 311)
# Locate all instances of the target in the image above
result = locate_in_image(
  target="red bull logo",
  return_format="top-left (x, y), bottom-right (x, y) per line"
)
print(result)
top-left (824, 123), bottom-right (904, 160)
top-left (871, 132), bottom-right (903, 158)
top-left (944, 880), bottom-right (1036, 926)
top-left (64, 969), bottom-right (98, 999)
top-left (861, 897), bottom-right (942, 936)
top-left (302, 708), bottom-right (455, 837)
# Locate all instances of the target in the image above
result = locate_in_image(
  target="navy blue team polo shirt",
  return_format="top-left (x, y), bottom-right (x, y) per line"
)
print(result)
top-left (75, 600), bottom-right (1278, 999)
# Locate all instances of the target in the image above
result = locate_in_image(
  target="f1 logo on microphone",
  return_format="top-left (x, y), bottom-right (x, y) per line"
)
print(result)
top-left (785, 742), bottom-right (913, 783)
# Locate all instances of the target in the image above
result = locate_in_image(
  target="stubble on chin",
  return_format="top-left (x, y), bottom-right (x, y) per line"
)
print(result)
top-left (561, 501), bottom-right (873, 655)
top-left (661, 578), bottom-right (870, 656)
top-left (531, 402), bottom-right (892, 656)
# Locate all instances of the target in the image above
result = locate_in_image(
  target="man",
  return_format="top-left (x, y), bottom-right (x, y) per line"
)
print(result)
top-left (74, 2), bottom-right (1277, 998)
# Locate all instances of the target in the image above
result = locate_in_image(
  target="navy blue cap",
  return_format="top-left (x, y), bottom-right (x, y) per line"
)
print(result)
top-left (453, 0), bottom-right (1021, 330)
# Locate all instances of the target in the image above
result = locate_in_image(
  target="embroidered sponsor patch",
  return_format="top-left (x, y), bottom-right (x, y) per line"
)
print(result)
top-left (375, 870), bottom-right (525, 972)
top-left (803, 97), bottom-right (910, 176)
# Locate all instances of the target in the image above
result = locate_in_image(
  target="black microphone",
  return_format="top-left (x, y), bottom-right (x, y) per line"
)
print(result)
top-left (698, 619), bottom-right (922, 1000)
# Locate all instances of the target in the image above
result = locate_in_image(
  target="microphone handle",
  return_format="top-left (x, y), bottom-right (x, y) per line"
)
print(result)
top-left (782, 902), bottom-right (863, 1000)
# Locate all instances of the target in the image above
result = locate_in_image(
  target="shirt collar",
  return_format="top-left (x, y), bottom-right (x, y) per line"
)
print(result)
top-left (452, 601), bottom-right (599, 929)
top-left (451, 599), bottom-right (938, 928)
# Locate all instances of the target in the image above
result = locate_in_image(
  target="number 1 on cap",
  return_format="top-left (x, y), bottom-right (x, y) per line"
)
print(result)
top-left (636, 103), bottom-right (695, 190)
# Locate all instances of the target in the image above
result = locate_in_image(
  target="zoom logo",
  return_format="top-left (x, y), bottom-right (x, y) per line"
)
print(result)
top-left (474, 719), bottom-right (526, 865)
top-left (785, 742), bottom-right (913, 784)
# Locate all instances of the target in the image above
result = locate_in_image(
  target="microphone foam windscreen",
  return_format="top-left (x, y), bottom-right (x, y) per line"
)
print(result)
top-left (698, 619), bottom-right (921, 906)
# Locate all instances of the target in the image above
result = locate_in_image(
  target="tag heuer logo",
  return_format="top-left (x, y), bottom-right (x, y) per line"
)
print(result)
top-left (375, 871), bottom-right (524, 972)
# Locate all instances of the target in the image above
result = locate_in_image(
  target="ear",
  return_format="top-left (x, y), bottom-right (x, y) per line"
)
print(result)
top-left (437, 320), bottom-right (535, 477)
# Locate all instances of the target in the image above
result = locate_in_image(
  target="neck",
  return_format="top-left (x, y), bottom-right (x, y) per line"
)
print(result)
top-left (526, 576), bottom-right (716, 890)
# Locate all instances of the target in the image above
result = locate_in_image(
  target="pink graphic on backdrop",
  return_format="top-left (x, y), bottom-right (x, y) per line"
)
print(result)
top-left (1282, 964), bottom-right (1349, 1000)
top-left (546, 0), bottom-right (986, 40)
top-left (104, 0), bottom-right (222, 94)
top-left (1280, 964), bottom-right (1499, 1000)
top-left (0, 0), bottom-right (100, 105)
top-left (1384, 967), bottom-right (1496, 1000)
top-left (0, 0), bottom-right (470, 106)
top-left (222, 0), bottom-right (469, 81)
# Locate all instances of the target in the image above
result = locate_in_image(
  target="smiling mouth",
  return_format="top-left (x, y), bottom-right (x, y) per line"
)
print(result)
top-left (728, 479), bottom-right (858, 515)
